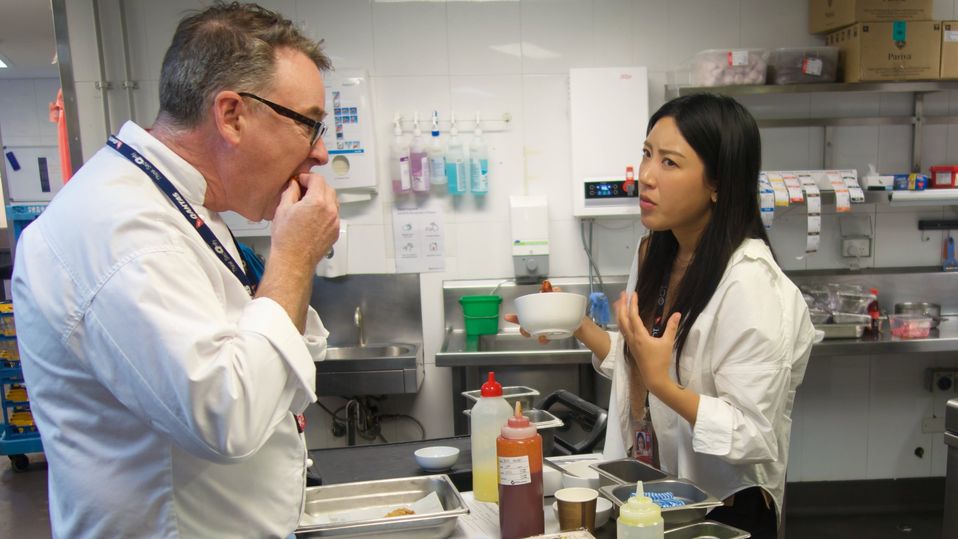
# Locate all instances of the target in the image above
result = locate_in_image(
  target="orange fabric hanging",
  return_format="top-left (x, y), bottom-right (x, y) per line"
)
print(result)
top-left (48, 88), bottom-right (74, 183)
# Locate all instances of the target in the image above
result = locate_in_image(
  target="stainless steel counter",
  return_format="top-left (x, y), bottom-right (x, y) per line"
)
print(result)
top-left (438, 272), bottom-right (958, 434)
top-left (437, 317), bottom-right (958, 367)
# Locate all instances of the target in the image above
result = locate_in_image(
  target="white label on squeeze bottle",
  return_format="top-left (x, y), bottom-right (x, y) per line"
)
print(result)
top-left (728, 50), bottom-right (748, 66)
top-left (498, 455), bottom-right (531, 485)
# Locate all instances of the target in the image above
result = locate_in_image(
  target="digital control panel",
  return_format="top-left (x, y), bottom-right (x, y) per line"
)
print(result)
top-left (584, 179), bottom-right (638, 200)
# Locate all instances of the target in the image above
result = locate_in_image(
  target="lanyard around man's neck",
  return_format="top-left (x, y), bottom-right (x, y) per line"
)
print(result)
top-left (107, 135), bottom-right (257, 296)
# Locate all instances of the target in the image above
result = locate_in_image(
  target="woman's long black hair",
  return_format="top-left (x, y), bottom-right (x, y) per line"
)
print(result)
top-left (637, 93), bottom-right (771, 382)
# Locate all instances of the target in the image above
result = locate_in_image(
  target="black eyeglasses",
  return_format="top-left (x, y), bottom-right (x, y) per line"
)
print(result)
top-left (238, 92), bottom-right (327, 146)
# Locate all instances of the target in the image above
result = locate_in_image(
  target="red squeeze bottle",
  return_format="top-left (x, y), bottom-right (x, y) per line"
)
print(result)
top-left (497, 402), bottom-right (544, 539)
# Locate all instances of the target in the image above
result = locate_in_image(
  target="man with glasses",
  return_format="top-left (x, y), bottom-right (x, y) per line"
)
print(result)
top-left (12, 3), bottom-right (339, 537)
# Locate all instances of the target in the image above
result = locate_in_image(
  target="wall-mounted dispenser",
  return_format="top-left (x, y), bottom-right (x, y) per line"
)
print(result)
top-left (510, 195), bottom-right (549, 284)
top-left (314, 70), bottom-right (378, 200)
top-left (570, 67), bottom-right (648, 218)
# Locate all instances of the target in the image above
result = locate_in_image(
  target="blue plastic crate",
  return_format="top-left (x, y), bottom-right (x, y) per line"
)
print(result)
top-left (6, 203), bottom-right (47, 244)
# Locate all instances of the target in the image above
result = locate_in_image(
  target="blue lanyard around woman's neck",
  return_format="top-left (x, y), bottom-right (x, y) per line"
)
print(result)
top-left (107, 135), bottom-right (257, 296)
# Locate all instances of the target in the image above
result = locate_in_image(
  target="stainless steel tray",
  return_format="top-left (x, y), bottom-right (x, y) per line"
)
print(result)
top-left (600, 478), bottom-right (724, 527)
top-left (462, 385), bottom-right (539, 410)
top-left (590, 457), bottom-right (670, 488)
top-left (295, 474), bottom-right (468, 538)
top-left (461, 408), bottom-right (564, 454)
top-left (664, 520), bottom-right (750, 538)
top-left (815, 323), bottom-right (865, 339)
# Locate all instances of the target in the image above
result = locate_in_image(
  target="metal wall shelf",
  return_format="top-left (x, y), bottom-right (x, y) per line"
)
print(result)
top-left (667, 81), bottom-right (958, 172)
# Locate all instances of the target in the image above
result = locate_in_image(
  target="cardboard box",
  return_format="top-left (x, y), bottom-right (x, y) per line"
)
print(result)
top-left (826, 21), bottom-right (941, 82)
top-left (942, 21), bottom-right (958, 79)
top-left (809, 0), bottom-right (934, 34)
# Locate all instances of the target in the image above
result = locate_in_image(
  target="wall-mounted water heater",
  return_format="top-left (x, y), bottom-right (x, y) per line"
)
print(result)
top-left (570, 67), bottom-right (648, 218)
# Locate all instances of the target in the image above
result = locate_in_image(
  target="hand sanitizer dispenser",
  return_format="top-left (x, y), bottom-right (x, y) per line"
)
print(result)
top-left (510, 196), bottom-right (549, 284)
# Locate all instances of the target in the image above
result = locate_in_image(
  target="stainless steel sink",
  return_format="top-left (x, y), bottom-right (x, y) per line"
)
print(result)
top-left (324, 344), bottom-right (415, 360)
top-left (315, 342), bottom-right (422, 396)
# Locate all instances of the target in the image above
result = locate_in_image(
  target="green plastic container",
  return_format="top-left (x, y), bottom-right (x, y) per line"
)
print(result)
top-left (459, 295), bottom-right (502, 336)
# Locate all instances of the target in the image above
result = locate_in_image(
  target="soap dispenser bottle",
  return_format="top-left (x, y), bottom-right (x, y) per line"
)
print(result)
top-left (470, 371), bottom-right (513, 502)
top-left (445, 113), bottom-right (468, 196)
top-left (616, 481), bottom-right (664, 538)
top-left (409, 112), bottom-right (429, 193)
top-left (390, 116), bottom-right (411, 194)
top-left (468, 111), bottom-right (489, 195)
top-left (427, 111), bottom-right (447, 187)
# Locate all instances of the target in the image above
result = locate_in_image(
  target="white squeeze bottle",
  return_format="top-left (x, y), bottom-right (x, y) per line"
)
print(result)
top-left (427, 111), bottom-right (447, 187)
top-left (470, 371), bottom-right (513, 502)
top-left (468, 111), bottom-right (489, 195)
top-left (445, 113), bottom-right (468, 196)
top-left (410, 112), bottom-right (430, 193)
top-left (390, 116), bottom-right (411, 194)
top-left (617, 480), bottom-right (664, 539)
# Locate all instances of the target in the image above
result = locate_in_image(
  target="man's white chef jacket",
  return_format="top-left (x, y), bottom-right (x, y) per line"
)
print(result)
top-left (13, 122), bottom-right (327, 538)
top-left (593, 238), bottom-right (815, 523)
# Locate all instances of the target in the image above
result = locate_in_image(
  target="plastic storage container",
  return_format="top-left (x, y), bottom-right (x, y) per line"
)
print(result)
top-left (459, 295), bottom-right (502, 336)
top-left (675, 49), bottom-right (769, 87)
top-left (929, 165), bottom-right (958, 189)
top-left (888, 314), bottom-right (933, 339)
top-left (767, 46), bottom-right (839, 84)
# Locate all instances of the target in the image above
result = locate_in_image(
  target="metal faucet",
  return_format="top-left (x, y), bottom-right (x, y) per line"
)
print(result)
top-left (354, 306), bottom-right (366, 347)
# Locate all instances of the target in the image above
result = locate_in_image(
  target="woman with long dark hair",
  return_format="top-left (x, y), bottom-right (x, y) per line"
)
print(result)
top-left (513, 94), bottom-right (815, 537)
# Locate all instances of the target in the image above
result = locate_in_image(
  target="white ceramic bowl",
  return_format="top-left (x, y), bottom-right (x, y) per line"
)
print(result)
top-left (414, 446), bottom-right (460, 471)
top-left (551, 497), bottom-right (613, 529)
top-left (542, 461), bottom-right (563, 496)
top-left (513, 292), bottom-right (588, 339)
top-left (561, 460), bottom-right (601, 490)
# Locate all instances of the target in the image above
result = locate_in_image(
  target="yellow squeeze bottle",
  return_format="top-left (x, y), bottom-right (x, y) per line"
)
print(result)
top-left (616, 480), bottom-right (664, 539)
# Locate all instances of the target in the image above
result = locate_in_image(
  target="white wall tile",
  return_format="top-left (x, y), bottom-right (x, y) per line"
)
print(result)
top-left (550, 218), bottom-right (593, 277)
top-left (449, 75), bottom-right (524, 222)
top-left (866, 357), bottom-right (934, 479)
top-left (934, 0), bottom-right (955, 20)
top-left (633, 0), bottom-right (674, 71)
top-left (297, 0), bottom-right (374, 72)
top-left (0, 80), bottom-right (45, 143)
top-left (130, 79), bottom-right (160, 127)
top-left (372, 1), bottom-right (448, 77)
top-left (664, 0), bottom-right (741, 67)
top-left (371, 75), bottom-right (452, 204)
top-left (130, 0), bottom-right (206, 83)
top-left (592, 0), bottom-right (634, 68)
top-left (593, 218), bottom-right (640, 276)
top-left (454, 220), bottom-right (513, 279)
top-left (829, 126), bottom-right (880, 173)
top-left (877, 125), bottom-right (914, 174)
top-left (739, 0), bottom-right (825, 50)
top-left (874, 210), bottom-right (945, 267)
top-left (520, 0), bottom-right (594, 74)
top-left (766, 209), bottom-right (809, 271)
top-left (520, 74), bottom-right (573, 217)
top-left (346, 223), bottom-right (389, 274)
top-left (760, 127), bottom-right (815, 171)
top-left (447, 1), bottom-right (522, 76)
top-left (793, 356), bottom-right (871, 481)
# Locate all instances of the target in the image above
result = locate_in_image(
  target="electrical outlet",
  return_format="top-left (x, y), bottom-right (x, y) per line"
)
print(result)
top-left (925, 368), bottom-right (956, 392)
top-left (842, 237), bottom-right (871, 257)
